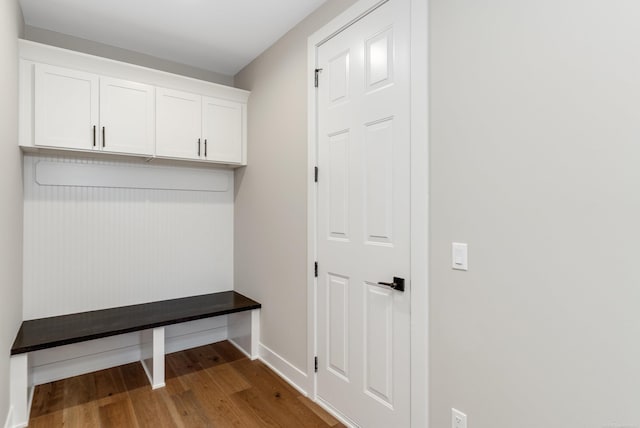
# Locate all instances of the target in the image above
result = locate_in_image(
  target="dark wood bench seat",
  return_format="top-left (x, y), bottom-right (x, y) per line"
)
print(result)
top-left (11, 291), bottom-right (261, 355)
top-left (9, 291), bottom-right (261, 428)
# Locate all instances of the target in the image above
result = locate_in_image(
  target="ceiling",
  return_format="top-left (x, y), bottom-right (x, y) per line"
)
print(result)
top-left (19, 0), bottom-right (327, 76)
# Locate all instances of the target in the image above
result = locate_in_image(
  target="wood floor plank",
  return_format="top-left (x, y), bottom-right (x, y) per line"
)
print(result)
top-left (119, 362), bottom-right (150, 392)
top-left (99, 399), bottom-right (139, 428)
top-left (166, 348), bottom-right (202, 377)
top-left (212, 340), bottom-right (248, 363)
top-left (128, 388), bottom-right (180, 428)
top-left (170, 389), bottom-right (212, 427)
top-left (29, 341), bottom-right (339, 428)
top-left (93, 366), bottom-right (127, 399)
top-left (164, 353), bottom-right (193, 395)
top-left (156, 387), bottom-right (187, 428)
top-left (184, 344), bottom-right (225, 370)
top-left (184, 365), bottom-right (262, 428)
top-left (63, 371), bottom-right (98, 407)
top-left (30, 380), bottom-right (65, 418)
top-left (229, 387), bottom-right (283, 427)
top-left (206, 361), bottom-right (251, 395)
top-left (298, 396), bottom-right (343, 427)
top-left (232, 358), bottom-right (330, 427)
top-left (28, 410), bottom-right (64, 427)
top-left (62, 401), bottom-right (100, 428)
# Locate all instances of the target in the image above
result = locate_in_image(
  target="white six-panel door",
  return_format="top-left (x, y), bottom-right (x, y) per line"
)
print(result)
top-left (316, 1), bottom-right (411, 426)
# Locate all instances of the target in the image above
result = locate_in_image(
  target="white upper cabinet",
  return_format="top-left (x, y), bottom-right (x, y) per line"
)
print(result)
top-left (99, 77), bottom-right (155, 156)
top-left (20, 40), bottom-right (249, 166)
top-left (202, 97), bottom-right (243, 164)
top-left (34, 66), bottom-right (154, 156)
top-left (156, 89), bottom-right (244, 164)
top-left (34, 64), bottom-right (99, 151)
top-left (156, 88), bottom-right (202, 160)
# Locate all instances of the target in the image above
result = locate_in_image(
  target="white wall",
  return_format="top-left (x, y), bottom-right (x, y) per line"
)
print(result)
top-left (430, 1), bottom-right (640, 427)
top-left (23, 26), bottom-right (233, 86)
top-left (23, 154), bottom-right (235, 319)
top-left (234, 0), bottom-right (357, 374)
top-left (0, 0), bottom-right (23, 425)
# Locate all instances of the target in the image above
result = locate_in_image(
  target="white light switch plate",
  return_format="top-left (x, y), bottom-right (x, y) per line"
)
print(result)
top-left (452, 242), bottom-right (468, 271)
top-left (452, 408), bottom-right (467, 428)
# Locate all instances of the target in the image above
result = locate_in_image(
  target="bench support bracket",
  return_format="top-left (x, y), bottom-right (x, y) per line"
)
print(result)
top-left (9, 353), bottom-right (31, 428)
top-left (140, 326), bottom-right (166, 389)
top-left (228, 308), bottom-right (261, 360)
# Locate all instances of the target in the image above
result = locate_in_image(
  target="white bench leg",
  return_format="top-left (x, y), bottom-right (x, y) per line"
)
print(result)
top-left (10, 354), bottom-right (29, 428)
top-left (228, 308), bottom-right (261, 360)
top-left (140, 326), bottom-right (165, 389)
top-left (249, 308), bottom-right (260, 359)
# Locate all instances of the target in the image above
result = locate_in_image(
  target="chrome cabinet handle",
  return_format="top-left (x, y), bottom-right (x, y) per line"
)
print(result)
top-left (93, 125), bottom-right (96, 147)
top-left (102, 126), bottom-right (105, 147)
top-left (377, 277), bottom-right (405, 292)
top-left (204, 139), bottom-right (207, 157)
top-left (198, 138), bottom-right (201, 156)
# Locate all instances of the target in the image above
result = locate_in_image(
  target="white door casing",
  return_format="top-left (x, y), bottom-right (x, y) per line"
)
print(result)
top-left (314, 1), bottom-right (411, 426)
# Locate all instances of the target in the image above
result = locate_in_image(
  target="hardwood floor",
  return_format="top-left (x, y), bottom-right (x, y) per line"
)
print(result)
top-left (29, 341), bottom-right (344, 427)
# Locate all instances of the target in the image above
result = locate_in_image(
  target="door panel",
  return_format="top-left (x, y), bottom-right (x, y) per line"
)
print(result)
top-left (327, 273), bottom-right (349, 379)
top-left (364, 283), bottom-right (393, 405)
top-left (329, 50), bottom-right (350, 103)
top-left (328, 131), bottom-right (350, 240)
top-left (34, 64), bottom-right (98, 151)
top-left (365, 28), bottom-right (394, 89)
top-left (316, 1), bottom-right (411, 426)
top-left (99, 77), bottom-right (154, 155)
top-left (364, 118), bottom-right (394, 245)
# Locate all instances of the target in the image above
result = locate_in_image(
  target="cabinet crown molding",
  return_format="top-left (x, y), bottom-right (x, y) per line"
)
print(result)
top-left (19, 40), bottom-right (249, 103)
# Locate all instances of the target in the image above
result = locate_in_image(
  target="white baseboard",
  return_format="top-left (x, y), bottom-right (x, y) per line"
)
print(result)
top-left (31, 317), bottom-right (228, 385)
top-left (228, 338), bottom-right (253, 360)
top-left (257, 343), bottom-right (308, 397)
top-left (3, 406), bottom-right (12, 428)
top-left (243, 342), bottom-right (355, 428)
top-left (165, 325), bottom-right (227, 355)
top-left (315, 396), bottom-right (359, 428)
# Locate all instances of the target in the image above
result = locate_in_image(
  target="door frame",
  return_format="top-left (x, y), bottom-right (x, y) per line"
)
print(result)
top-left (306, 0), bottom-right (429, 426)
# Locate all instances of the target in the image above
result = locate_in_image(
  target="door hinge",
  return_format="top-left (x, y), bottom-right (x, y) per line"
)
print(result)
top-left (314, 166), bottom-right (318, 183)
top-left (314, 261), bottom-right (318, 278)
top-left (314, 356), bottom-right (318, 373)
top-left (314, 68), bottom-right (323, 88)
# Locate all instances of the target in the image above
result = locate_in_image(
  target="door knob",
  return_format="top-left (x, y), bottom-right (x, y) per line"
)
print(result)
top-left (377, 277), bottom-right (405, 292)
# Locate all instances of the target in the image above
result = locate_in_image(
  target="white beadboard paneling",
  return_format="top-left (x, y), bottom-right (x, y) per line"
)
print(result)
top-left (35, 160), bottom-right (230, 192)
top-left (23, 154), bottom-right (234, 320)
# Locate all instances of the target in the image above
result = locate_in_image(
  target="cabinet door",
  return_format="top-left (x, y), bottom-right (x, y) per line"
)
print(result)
top-left (34, 64), bottom-right (99, 150)
top-left (99, 77), bottom-right (155, 155)
top-left (202, 96), bottom-right (243, 163)
top-left (156, 88), bottom-right (202, 160)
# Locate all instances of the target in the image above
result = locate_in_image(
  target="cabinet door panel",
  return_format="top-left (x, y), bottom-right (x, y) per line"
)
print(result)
top-left (100, 77), bottom-right (154, 155)
top-left (34, 64), bottom-right (98, 150)
top-left (202, 97), bottom-right (243, 163)
top-left (156, 88), bottom-right (201, 160)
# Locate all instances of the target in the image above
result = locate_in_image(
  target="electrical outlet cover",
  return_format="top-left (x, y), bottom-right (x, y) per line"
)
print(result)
top-left (452, 408), bottom-right (467, 428)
